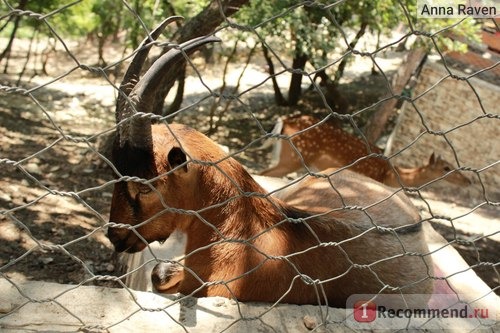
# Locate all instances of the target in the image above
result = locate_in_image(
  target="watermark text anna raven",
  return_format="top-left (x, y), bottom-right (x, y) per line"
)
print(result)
top-left (418, 1), bottom-right (498, 18)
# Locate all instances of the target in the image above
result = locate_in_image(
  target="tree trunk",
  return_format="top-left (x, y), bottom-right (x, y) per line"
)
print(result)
top-left (0, 0), bottom-right (28, 72)
top-left (212, 41), bottom-right (257, 132)
top-left (207, 40), bottom-right (239, 133)
top-left (364, 48), bottom-right (427, 144)
top-left (287, 52), bottom-right (308, 106)
top-left (177, 0), bottom-right (250, 43)
top-left (17, 28), bottom-right (36, 84)
top-left (97, 33), bottom-right (107, 67)
top-left (165, 65), bottom-right (185, 116)
top-left (333, 20), bottom-right (368, 85)
top-left (262, 44), bottom-right (287, 106)
top-left (41, 36), bottom-right (56, 75)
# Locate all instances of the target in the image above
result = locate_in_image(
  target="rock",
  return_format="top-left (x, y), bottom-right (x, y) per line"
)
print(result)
top-left (0, 192), bottom-right (12, 201)
top-left (24, 162), bottom-right (42, 175)
top-left (41, 257), bottom-right (54, 265)
top-left (303, 315), bottom-right (317, 330)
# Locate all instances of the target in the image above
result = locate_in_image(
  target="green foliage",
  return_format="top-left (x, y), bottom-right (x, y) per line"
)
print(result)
top-left (2, 0), bottom-right (190, 46)
top-left (228, 0), bottom-right (483, 107)
top-left (234, 1), bottom-right (409, 69)
top-left (0, 0), bottom-right (481, 69)
top-left (169, 0), bottom-right (210, 19)
top-left (234, 1), bottom-right (480, 72)
top-left (415, 17), bottom-right (481, 53)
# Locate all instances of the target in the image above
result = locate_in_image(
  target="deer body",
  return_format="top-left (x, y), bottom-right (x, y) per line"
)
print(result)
top-left (106, 25), bottom-right (432, 306)
top-left (260, 115), bottom-right (471, 187)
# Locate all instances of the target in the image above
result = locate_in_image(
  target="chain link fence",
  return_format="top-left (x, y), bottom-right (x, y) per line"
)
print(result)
top-left (1, 1), bottom-right (499, 331)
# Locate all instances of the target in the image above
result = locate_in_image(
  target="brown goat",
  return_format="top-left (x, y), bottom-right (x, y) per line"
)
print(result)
top-left (259, 115), bottom-right (471, 188)
top-left (106, 21), bottom-right (433, 307)
top-left (109, 124), bottom-right (433, 307)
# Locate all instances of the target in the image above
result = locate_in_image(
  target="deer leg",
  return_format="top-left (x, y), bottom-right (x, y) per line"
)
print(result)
top-left (259, 163), bottom-right (301, 177)
top-left (259, 137), bottom-right (307, 177)
top-left (259, 147), bottom-right (304, 177)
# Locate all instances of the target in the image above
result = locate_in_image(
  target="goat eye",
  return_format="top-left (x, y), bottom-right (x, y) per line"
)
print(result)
top-left (138, 184), bottom-right (153, 194)
top-left (443, 166), bottom-right (451, 172)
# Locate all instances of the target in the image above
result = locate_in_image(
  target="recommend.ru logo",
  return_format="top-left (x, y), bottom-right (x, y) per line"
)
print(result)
top-left (346, 294), bottom-right (496, 330)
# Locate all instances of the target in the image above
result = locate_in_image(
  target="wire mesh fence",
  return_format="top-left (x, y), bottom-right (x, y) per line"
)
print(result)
top-left (0, 0), bottom-right (499, 331)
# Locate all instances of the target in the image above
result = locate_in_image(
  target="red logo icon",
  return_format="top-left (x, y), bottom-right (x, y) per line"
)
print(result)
top-left (353, 300), bottom-right (377, 322)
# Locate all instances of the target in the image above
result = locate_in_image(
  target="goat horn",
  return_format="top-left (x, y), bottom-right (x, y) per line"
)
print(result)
top-left (118, 16), bottom-right (183, 101)
top-left (123, 35), bottom-right (221, 148)
top-left (116, 16), bottom-right (183, 145)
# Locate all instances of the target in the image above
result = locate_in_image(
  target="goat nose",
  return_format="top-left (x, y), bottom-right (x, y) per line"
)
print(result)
top-left (106, 227), bottom-right (133, 253)
top-left (107, 226), bottom-right (126, 243)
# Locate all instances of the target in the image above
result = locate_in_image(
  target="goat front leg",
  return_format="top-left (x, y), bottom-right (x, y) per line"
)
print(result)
top-left (151, 260), bottom-right (184, 293)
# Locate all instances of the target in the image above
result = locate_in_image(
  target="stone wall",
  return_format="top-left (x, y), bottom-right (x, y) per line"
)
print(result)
top-left (386, 60), bottom-right (499, 202)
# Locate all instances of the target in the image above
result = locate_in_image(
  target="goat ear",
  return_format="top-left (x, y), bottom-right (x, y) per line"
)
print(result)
top-left (429, 152), bottom-right (436, 164)
top-left (167, 147), bottom-right (188, 173)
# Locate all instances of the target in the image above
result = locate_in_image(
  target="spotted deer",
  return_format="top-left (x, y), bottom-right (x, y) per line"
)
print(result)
top-left (106, 19), bottom-right (433, 307)
top-left (259, 115), bottom-right (471, 187)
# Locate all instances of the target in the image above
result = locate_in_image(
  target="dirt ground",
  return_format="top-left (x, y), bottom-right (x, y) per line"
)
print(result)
top-left (0, 40), bottom-right (498, 295)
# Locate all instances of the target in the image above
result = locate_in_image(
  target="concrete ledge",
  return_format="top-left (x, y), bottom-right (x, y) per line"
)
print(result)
top-left (1, 277), bottom-right (499, 332)
top-left (0, 278), bottom-right (348, 333)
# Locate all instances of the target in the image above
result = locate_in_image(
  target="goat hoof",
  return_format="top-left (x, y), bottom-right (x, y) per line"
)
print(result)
top-left (151, 261), bottom-right (184, 293)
